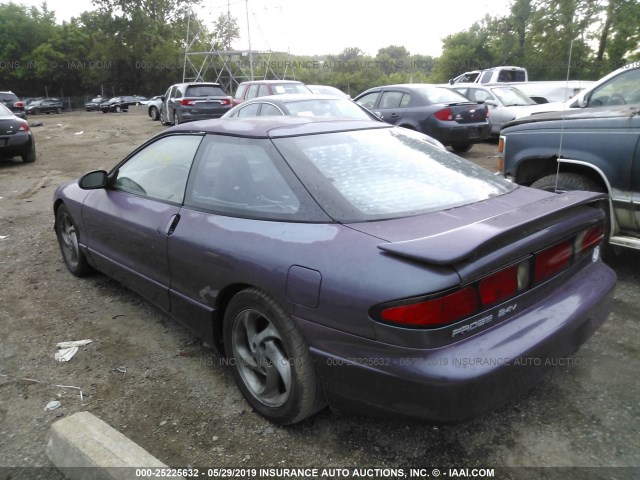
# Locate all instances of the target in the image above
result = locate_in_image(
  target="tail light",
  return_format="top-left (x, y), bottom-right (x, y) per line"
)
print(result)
top-left (434, 108), bottom-right (454, 121)
top-left (381, 287), bottom-right (478, 327)
top-left (497, 136), bottom-right (505, 171)
top-left (575, 224), bottom-right (605, 255)
top-left (374, 222), bottom-right (604, 330)
top-left (18, 121), bottom-right (29, 132)
top-left (14, 101), bottom-right (25, 108)
top-left (181, 98), bottom-right (231, 106)
top-left (533, 240), bottom-right (572, 283)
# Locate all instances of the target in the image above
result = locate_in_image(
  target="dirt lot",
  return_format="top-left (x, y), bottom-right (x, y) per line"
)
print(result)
top-left (1, 109), bottom-right (639, 479)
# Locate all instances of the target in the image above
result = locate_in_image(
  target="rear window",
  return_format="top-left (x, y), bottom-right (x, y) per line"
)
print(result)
top-left (414, 86), bottom-right (471, 104)
top-left (271, 83), bottom-right (310, 95)
top-left (273, 127), bottom-right (514, 222)
top-left (0, 93), bottom-right (18, 102)
top-left (185, 85), bottom-right (227, 97)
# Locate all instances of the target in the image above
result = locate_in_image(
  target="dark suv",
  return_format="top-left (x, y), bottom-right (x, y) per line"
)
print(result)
top-left (160, 82), bottom-right (232, 125)
top-left (25, 97), bottom-right (63, 114)
top-left (0, 91), bottom-right (26, 119)
top-left (232, 80), bottom-right (311, 106)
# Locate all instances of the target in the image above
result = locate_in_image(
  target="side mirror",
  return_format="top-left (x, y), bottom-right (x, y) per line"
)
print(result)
top-left (79, 170), bottom-right (108, 190)
top-left (577, 92), bottom-right (589, 108)
top-left (448, 79), bottom-right (454, 85)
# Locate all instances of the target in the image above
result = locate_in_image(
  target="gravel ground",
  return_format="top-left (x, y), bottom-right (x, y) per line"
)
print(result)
top-left (0, 109), bottom-right (638, 480)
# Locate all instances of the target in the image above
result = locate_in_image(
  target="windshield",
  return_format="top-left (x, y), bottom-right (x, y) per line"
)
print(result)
top-left (274, 127), bottom-right (514, 222)
top-left (491, 87), bottom-right (537, 106)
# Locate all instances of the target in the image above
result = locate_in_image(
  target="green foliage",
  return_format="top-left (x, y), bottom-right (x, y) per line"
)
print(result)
top-left (1, 0), bottom-right (639, 101)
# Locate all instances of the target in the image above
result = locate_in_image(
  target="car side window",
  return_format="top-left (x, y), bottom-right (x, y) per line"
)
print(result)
top-left (236, 103), bottom-right (260, 117)
top-left (185, 136), bottom-right (301, 218)
top-left (260, 104), bottom-right (283, 116)
top-left (355, 92), bottom-right (379, 110)
top-left (246, 85), bottom-right (260, 100)
top-left (589, 68), bottom-right (640, 107)
top-left (258, 84), bottom-right (270, 97)
top-left (234, 84), bottom-right (247, 100)
top-left (469, 89), bottom-right (492, 103)
top-left (379, 91), bottom-right (405, 109)
top-left (113, 135), bottom-right (203, 204)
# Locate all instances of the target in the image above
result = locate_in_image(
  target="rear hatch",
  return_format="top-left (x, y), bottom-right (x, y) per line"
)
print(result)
top-left (348, 188), bottom-right (608, 347)
top-left (182, 84), bottom-right (232, 116)
top-left (447, 102), bottom-right (488, 124)
top-left (348, 188), bottom-right (606, 282)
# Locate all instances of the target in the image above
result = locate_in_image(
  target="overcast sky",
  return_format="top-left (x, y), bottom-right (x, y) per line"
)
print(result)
top-left (16, 0), bottom-right (512, 57)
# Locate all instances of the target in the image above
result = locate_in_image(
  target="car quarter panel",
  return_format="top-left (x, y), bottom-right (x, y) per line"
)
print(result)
top-left (166, 213), bottom-right (461, 341)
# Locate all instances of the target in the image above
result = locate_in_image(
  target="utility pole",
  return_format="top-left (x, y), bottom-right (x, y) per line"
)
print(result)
top-left (245, 0), bottom-right (254, 80)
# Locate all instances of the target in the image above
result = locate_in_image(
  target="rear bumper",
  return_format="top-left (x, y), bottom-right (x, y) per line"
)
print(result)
top-left (177, 108), bottom-right (230, 122)
top-left (426, 121), bottom-right (491, 146)
top-left (298, 261), bottom-right (615, 422)
top-left (0, 132), bottom-right (33, 155)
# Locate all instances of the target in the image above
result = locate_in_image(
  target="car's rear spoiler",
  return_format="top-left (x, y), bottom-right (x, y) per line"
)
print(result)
top-left (377, 191), bottom-right (607, 270)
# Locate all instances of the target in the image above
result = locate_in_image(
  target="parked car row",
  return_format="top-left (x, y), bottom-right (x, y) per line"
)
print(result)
top-left (147, 80), bottom-right (495, 151)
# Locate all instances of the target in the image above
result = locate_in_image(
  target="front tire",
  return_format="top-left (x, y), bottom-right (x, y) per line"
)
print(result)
top-left (530, 172), bottom-right (604, 194)
top-left (531, 173), bottom-right (612, 253)
top-left (55, 204), bottom-right (92, 277)
top-left (223, 288), bottom-right (325, 425)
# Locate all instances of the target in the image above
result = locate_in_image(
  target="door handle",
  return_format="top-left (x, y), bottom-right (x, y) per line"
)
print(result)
top-left (164, 214), bottom-right (181, 235)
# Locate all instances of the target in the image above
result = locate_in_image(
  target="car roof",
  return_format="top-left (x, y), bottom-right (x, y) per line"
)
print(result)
top-left (169, 115), bottom-right (390, 138)
top-left (238, 80), bottom-right (305, 85)
top-left (172, 82), bottom-right (223, 88)
top-left (239, 93), bottom-right (351, 104)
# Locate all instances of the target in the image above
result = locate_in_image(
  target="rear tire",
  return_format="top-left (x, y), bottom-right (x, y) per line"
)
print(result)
top-left (452, 143), bottom-right (473, 153)
top-left (149, 107), bottom-right (159, 121)
top-left (21, 147), bottom-right (36, 163)
top-left (223, 288), bottom-right (325, 425)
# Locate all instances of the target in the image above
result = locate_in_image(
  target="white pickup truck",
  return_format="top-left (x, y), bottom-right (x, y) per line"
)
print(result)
top-left (449, 66), bottom-right (528, 84)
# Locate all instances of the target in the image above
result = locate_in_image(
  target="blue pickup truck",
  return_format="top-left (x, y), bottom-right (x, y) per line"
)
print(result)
top-left (498, 65), bottom-right (640, 250)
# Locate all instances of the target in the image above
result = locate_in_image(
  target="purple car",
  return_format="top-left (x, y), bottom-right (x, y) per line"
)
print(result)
top-left (53, 116), bottom-right (616, 425)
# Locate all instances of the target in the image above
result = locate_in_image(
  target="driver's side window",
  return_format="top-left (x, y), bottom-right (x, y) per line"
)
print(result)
top-left (589, 68), bottom-right (640, 107)
top-left (114, 135), bottom-right (202, 203)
